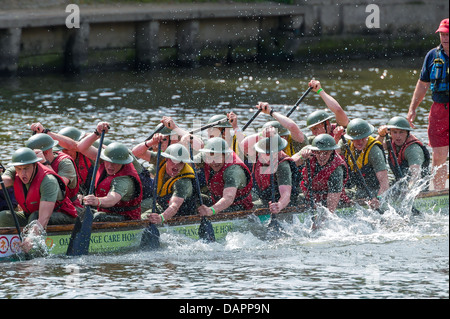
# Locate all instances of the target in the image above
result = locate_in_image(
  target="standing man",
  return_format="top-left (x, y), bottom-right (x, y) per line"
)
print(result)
top-left (407, 18), bottom-right (449, 190)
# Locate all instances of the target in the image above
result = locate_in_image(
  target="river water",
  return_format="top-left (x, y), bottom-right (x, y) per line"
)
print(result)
top-left (0, 58), bottom-right (448, 300)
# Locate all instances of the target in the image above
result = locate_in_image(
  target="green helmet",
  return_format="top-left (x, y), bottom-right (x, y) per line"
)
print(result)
top-left (161, 144), bottom-right (192, 163)
top-left (25, 133), bottom-right (59, 152)
top-left (306, 110), bottom-right (334, 129)
top-left (254, 134), bottom-right (288, 154)
top-left (55, 126), bottom-right (85, 151)
top-left (93, 138), bottom-right (113, 149)
top-left (262, 121), bottom-right (290, 136)
top-left (207, 114), bottom-right (231, 128)
top-left (199, 137), bottom-right (232, 154)
top-left (386, 116), bottom-right (412, 131)
top-left (55, 126), bottom-right (84, 151)
top-left (58, 126), bottom-right (85, 141)
top-left (344, 118), bottom-right (375, 140)
top-left (160, 126), bottom-right (179, 136)
top-left (100, 142), bottom-right (133, 164)
top-left (308, 134), bottom-right (340, 151)
top-left (8, 147), bottom-right (41, 166)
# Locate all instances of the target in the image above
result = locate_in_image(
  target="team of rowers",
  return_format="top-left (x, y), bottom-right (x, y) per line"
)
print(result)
top-left (0, 80), bottom-right (435, 251)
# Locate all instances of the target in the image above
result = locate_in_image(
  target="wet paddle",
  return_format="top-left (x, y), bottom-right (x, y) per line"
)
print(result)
top-left (66, 130), bottom-right (105, 256)
top-left (140, 141), bottom-right (162, 250)
top-left (242, 109), bottom-right (262, 132)
top-left (189, 138), bottom-right (215, 242)
top-left (267, 144), bottom-right (282, 232)
top-left (286, 87), bottom-right (313, 118)
top-left (305, 159), bottom-right (316, 211)
top-left (0, 168), bottom-right (23, 243)
top-left (145, 123), bottom-right (165, 142)
top-left (306, 158), bottom-right (322, 229)
top-left (188, 117), bottom-right (229, 135)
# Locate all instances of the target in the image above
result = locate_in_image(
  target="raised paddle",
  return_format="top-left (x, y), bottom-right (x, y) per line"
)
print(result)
top-left (145, 123), bottom-right (165, 141)
top-left (242, 109), bottom-right (262, 132)
top-left (140, 141), bottom-right (162, 250)
top-left (188, 117), bottom-right (229, 135)
top-left (66, 130), bottom-right (105, 256)
top-left (189, 138), bottom-right (215, 242)
top-left (286, 86), bottom-right (313, 118)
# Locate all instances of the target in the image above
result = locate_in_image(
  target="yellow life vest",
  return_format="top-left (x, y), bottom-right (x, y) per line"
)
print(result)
top-left (283, 135), bottom-right (295, 157)
top-left (157, 162), bottom-right (195, 198)
top-left (345, 136), bottom-right (382, 171)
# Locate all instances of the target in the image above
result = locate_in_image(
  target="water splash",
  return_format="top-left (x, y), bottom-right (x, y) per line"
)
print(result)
top-left (20, 220), bottom-right (50, 260)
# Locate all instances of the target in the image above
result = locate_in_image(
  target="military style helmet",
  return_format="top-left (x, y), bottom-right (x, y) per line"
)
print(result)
top-left (58, 126), bottom-right (85, 141)
top-left (207, 114), bottom-right (232, 128)
top-left (8, 147), bottom-right (41, 166)
top-left (306, 110), bottom-right (335, 129)
top-left (25, 133), bottom-right (59, 152)
top-left (262, 121), bottom-right (290, 136)
top-left (54, 126), bottom-right (85, 151)
top-left (199, 137), bottom-right (232, 154)
top-left (100, 142), bottom-right (133, 164)
top-left (386, 116), bottom-right (412, 131)
top-left (308, 134), bottom-right (340, 151)
top-left (161, 144), bottom-right (193, 163)
top-left (344, 118), bottom-right (375, 140)
top-left (254, 134), bottom-right (288, 154)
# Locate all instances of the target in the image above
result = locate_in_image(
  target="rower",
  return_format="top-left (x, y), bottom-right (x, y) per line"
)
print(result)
top-left (78, 122), bottom-right (143, 222)
top-left (206, 113), bottom-right (245, 157)
top-left (377, 116), bottom-right (430, 184)
top-left (340, 118), bottom-right (389, 209)
top-left (29, 123), bottom-right (93, 195)
top-left (254, 102), bottom-right (307, 156)
top-left (294, 134), bottom-right (350, 213)
top-left (0, 147), bottom-right (77, 252)
top-left (305, 79), bottom-right (349, 144)
top-left (25, 133), bottom-right (82, 210)
top-left (251, 133), bottom-right (295, 214)
top-left (142, 143), bottom-right (197, 223)
top-left (196, 137), bottom-right (253, 215)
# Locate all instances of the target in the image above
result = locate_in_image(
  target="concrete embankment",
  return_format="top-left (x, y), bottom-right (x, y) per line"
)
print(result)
top-left (0, 0), bottom-right (448, 75)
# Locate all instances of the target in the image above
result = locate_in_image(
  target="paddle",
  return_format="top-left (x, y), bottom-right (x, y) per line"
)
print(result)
top-left (188, 117), bottom-right (229, 135)
top-left (242, 109), bottom-right (262, 132)
top-left (0, 166), bottom-right (23, 243)
top-left (66, 130), bottom-right (105, 256)
top-left (385, 134), bottom-right (404, 179)
top-left (340, 135), bottom-right (383, 213)
top-left (140, 141), bottom-right (161, 250)
top-left (189, 137), bottom-right (215, 242)
top-left (305, 159), bottom-right (316, 211)
top-left (286, 87), bottom-right (313, 118)
top-left (385, 133), bottom-right (421, 215)
top-left (145, 123), bottom-right (165, 142)
top-left (267, 142), bottom-right (282, 232)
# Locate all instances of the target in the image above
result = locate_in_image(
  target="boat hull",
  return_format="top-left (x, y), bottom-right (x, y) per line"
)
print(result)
top-left (1, 189), bottom-right (448, 261)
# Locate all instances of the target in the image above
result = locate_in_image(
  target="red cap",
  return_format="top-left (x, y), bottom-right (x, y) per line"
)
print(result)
top-left (436, 18), bottom-right (449, 33)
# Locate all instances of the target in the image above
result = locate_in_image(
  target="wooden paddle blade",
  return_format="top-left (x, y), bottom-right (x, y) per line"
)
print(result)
top-left (140, 224), bottom-right (160, 250)
top-left (198, 217), bottom-right (215, 243)
top-left (66, 207), bottom-right (93, 256)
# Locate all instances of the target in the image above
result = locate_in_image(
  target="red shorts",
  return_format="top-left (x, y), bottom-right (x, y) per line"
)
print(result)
top-left (428, 102), bottom-right (449, 148)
